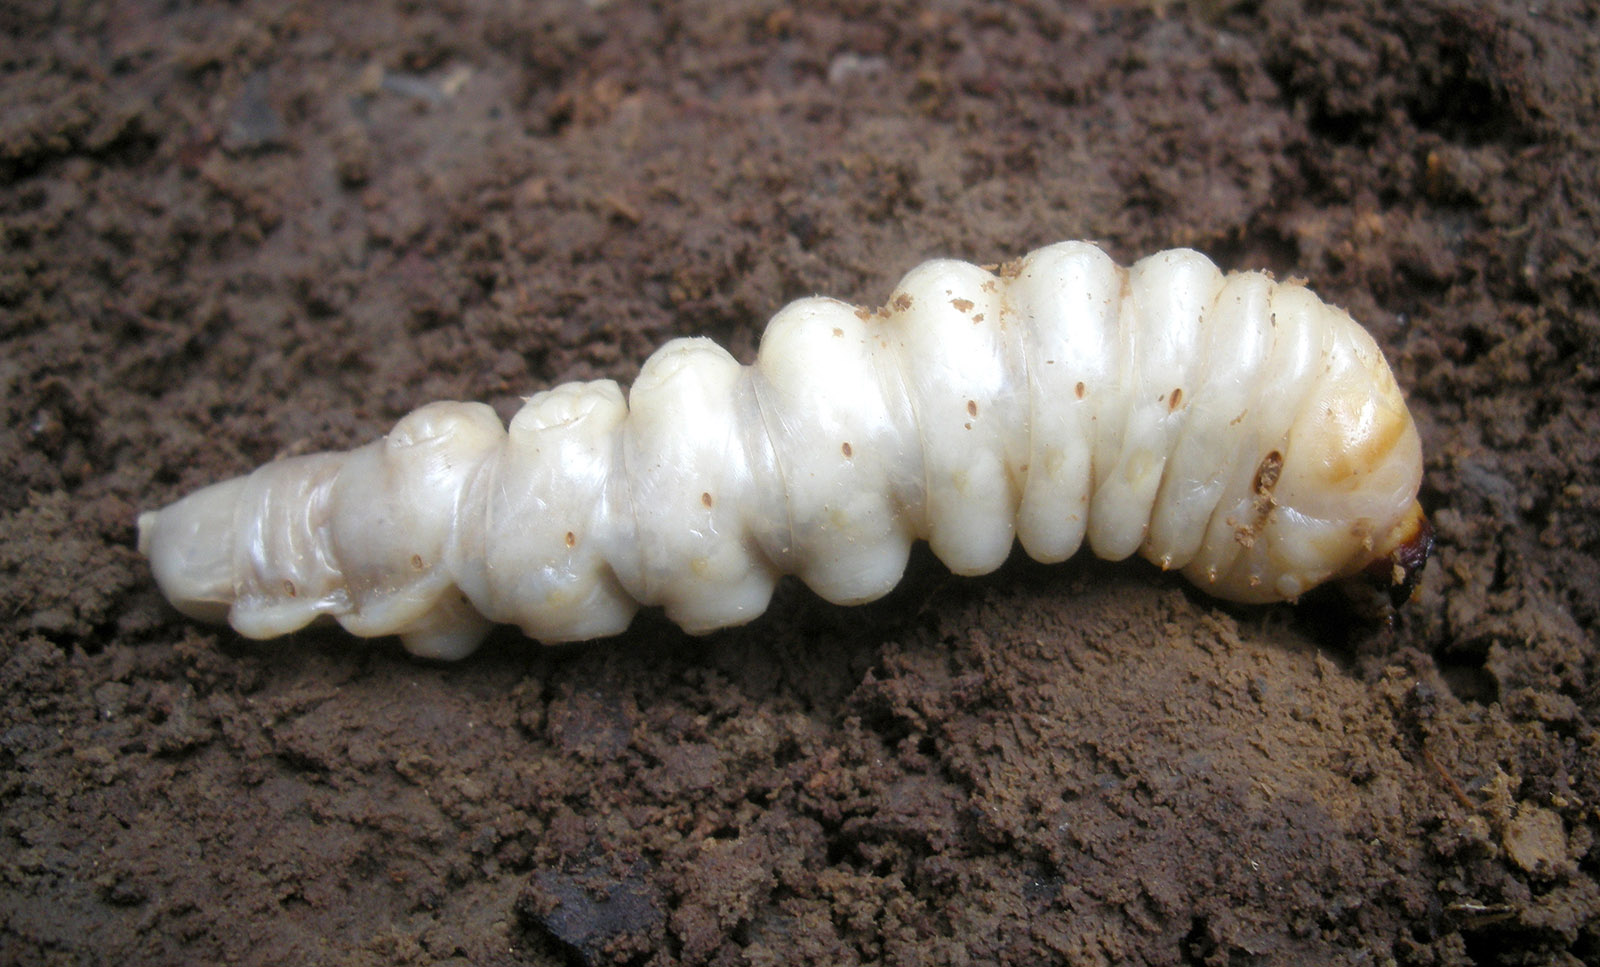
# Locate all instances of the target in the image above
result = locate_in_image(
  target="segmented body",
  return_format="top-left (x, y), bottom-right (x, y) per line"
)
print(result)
top-left (139, 241), bottom-right (1426, 659)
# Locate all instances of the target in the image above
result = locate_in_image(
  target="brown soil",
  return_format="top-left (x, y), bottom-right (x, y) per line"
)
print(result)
top-left (3, 1), bottom-right (1598, 964)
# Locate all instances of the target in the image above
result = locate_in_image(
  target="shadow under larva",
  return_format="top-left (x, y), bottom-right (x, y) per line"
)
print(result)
top-left (139, 240), bottom-right (1431, 659)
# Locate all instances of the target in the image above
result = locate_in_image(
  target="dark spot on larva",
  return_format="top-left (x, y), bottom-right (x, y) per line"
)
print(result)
top-left (283, 580), bottom-right (297, 598)
top-left (1169, 387), bottom-right (1183, 411)
top-left (1270, 313), bottom-right (1278, 327)
top-left (966, 399), bottom-right (978, 417)
top-left (1231, 410), bottom-right (1247, 425)
top-left (565, 531), bottom-right (576, 548)
top-left (1253, 450), bottom-right (1284, 497)
top-left (410, 554), bottom-right (424, 570)
top-left (951, 297), bottom-right (974, 313)
top-left (854, 306), bottom-right (872, 321)
top-left (832, 327), bottom-right (844, 337)
top-left (964, 422), bottom-right (973, 430)
top-left (893, 293), bottom-right (913, 312)
top-left (701, 491), bottom-right (714, 508)
top-left (972, 313), bottom-right (984, 323)
top-left (1075, 381), bottom-right (1086, 399)
top-left (841, 442), bottom-right (853, 458)
top-left (981, 279), bottom-right (998, 292)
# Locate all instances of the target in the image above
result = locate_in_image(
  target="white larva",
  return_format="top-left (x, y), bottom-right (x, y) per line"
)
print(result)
top-left (139, 241), bottom-right (1430, 660)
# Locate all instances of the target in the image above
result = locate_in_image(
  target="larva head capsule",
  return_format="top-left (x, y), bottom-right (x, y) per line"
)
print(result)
top-left (1363, 502), bottom-right (1434, 607)
top-left (1251, 317), bottom-right (1430, 604)
top-left (1303, 323), bottom-right (1431, 598)
top-left (1183, 297), bottom-right (1430, 606)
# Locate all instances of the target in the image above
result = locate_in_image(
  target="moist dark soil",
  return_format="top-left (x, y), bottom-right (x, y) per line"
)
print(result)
top-left (3, 1), bottom-right (1598, 964)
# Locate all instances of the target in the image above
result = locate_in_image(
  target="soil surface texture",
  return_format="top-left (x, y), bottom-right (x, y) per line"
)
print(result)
top-left (3, 1), bottom-right (1598, 964)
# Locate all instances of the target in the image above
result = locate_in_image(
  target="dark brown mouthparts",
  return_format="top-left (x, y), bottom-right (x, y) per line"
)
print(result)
top-left (1363, 510), bottom-right (1434, 608)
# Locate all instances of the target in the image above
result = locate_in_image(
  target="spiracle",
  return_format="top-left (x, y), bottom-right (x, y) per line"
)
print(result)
top-left (139, 241), bottom-right (1429, 659)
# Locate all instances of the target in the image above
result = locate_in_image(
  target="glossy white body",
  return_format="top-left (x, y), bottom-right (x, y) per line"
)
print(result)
top-left (139, 242), bottom-right (1424, 659)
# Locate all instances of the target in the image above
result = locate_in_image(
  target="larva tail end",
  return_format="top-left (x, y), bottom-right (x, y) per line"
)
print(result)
top-left (138, 478), bottom-right (246, 625)
top-left (135, 510), bottom-right (158, 557)
top-left (1363, 501), bottom-right (1433, 608)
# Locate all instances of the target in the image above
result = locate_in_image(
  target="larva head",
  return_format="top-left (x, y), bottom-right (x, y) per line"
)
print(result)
top-left (1255, 318), bottom-right (1429, 601)
top-left (1363, 501), bottom-right (1434, 606)
top-left (1189, 307), bottom-right (1429, 606)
